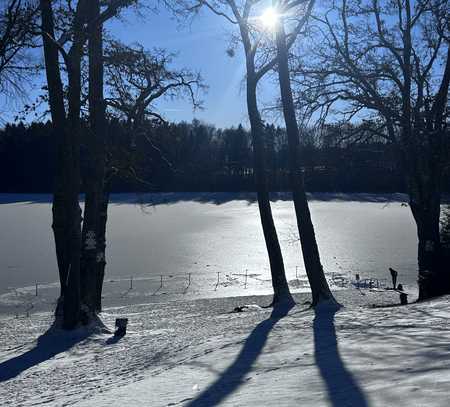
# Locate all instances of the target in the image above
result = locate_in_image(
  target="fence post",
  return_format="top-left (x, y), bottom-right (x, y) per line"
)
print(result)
top-left (188, 273), bottom-right (191, 286)
top-left (160, 275), bottom-right (163, 288)
top-left (35, 283), bottom-right (38, 297)
top-left (130, 276), bottom-right (133, 290)
top-left (215, 272), bottom-right (220, 290)
top-left (244, 269), bottom-right (248, 289)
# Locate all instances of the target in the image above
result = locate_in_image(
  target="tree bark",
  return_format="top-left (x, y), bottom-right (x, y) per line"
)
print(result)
top-left (40, 0), bottom-right (69, 302)
top-left (238, 20), bottom-right (293, 306)
top-left (409, 186), bottom-right (442, 299)
top-left (95, 190), bottom-right (109, 312)
top-left (40, 0), bottom-right (87, 329)
top-left (275, 17), bottom-right (337, 306)
top-left (246, 77), bottom-right (293, 305)
top-left (407, 46), bottom-right (449, 300)
top-left (63, 3), bottom-right (87, 329)
top-left (40, 0), bottom-right (82, 327)
top-left (81, 0), bottom-right (107, 315)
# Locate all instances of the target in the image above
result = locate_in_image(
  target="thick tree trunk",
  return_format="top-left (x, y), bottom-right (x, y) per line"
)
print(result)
top-left (41, 0), bottom-right (87, 329)
top-left (40, 0), bottom-right (69, 302)
top-left (41, 0), bottom-right (81, 326)
top-left (94, 190), bottom-right (109, 312)
top-left (81, 0), bottom-right (107, 315)
top-left (234, 18), bottom-right (292, 306)
top-left (407, 170), bottom-right (444, 300)
top-left (63, 188), bottom-right (82, 329)
top-left (246, 72), bottom-right (293, 306)
top-left (63, 53), bottom-right (84, 329)
top-left (403, 48), bottom-right (449, 300)
top-left (275, 18), bottom-right (337, 306)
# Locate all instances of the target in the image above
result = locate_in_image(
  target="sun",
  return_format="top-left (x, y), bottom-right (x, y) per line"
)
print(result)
top-left (260, 7), bottom-right (279, 30)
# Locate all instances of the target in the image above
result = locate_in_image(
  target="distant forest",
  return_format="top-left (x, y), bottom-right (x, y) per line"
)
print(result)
top-left (1, 119), bottom-right (448, 193)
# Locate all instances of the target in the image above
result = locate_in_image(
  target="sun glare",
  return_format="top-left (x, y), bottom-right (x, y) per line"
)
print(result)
top-left (260, 7), bottom-right (279, 30)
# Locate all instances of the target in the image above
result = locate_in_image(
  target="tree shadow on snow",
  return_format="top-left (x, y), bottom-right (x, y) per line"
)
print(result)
top-left (186, 302), bottom-right (294, 407)
top-left (0, 323), bottom-right (91, 382)
top-left (1, 192), bottom-right (448, 206)
top-left (313, 309), bottom-right (369, 407)
top-left (107, 192), bottom-right (414, 206)
top-left (105, 334), bottom-right (125, 345)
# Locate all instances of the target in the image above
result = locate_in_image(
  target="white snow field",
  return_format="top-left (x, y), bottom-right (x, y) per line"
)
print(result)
top-left (1, 290), bottom-right (450, 407)
top-left (0, 192), bottom-right (419, 313)
top-left (2, 192), bottom-right (444, 406)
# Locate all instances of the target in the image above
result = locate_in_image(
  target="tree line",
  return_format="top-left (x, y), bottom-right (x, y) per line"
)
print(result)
top-left (1, 119), bottom-right (423, 193)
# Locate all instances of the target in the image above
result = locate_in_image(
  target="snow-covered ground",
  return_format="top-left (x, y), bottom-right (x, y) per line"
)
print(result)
top-left (1, 289), bottom-right (449, 407)
top-left (0, 270), bottom-right (351, 316)
top-left (2, 192), bottom-right (442, 406)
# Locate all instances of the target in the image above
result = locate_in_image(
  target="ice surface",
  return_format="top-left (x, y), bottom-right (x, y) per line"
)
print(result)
top-left (0, 193), bottom-right (418, 299)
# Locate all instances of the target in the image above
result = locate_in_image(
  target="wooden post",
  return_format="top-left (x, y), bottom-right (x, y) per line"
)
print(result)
top-left (160, 275), bottom-right (163, 288)
top-left (183, 273), bottom-right (192, 294)
top-left (215, 272), bottom-right (220, 290)
top-left (35, 283), bottom-right (38, 297)
top-left (244, 269), bottom-right (248, 289)
top-left (130, 276), bottom-right (133, 290)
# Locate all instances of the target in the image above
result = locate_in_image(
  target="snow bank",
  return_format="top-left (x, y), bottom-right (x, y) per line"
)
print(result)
top-left (1, 290), bottom-right (448, 406)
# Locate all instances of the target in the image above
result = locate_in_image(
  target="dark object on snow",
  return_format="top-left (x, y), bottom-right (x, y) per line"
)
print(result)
top-left (80, 310), bottom-right (89, 326)
top-left (399, 293), bottom-right (408, 305)
top-left (389, 267), bottom-right (398, 290)
top-left (115, 318), bottom-right (128, 336)
top-left (355, 273), bottom-right (360, 288)
top-left (397, 284), bottom-right (408, 305)
top-left (233, 306), bottom-right (247, 313)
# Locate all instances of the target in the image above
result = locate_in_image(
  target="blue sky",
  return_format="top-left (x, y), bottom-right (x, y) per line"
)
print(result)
top-left (0, 4), bottom-right (279, 129)
top-left (107, 6), bottom-right (279, 129)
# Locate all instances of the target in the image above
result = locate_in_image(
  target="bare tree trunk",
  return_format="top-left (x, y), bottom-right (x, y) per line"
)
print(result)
top-left (40, 0), bottom-right (69, 303)
top-left (232, 15), bottom-right (293, 307)
top-left (40, 0), bottom-right (81, 327)
top-left (40, 0), bottom-right (87, 329)
top-left (410, 188), bottom-right (442, 299)
top-left (63, 28), bottom-right (85, 329)
top-left (408, 47), bottom-right (449, 300)
top-left (245, 65), bottom-right (293, 307)
top-left (275, 17), bottom-right (337, 306)
top-left (81, 0), bottom-right (107, 315)
top-left (406, 131), bottom-right (444, 300)
top-left (63, 181), bottom-right (82, 329)
top-left (95, 190), bottom-right (109, 312)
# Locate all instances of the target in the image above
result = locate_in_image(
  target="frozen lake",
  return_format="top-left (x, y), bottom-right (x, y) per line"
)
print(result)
top-left (0, 192), bottom-right (419, 301)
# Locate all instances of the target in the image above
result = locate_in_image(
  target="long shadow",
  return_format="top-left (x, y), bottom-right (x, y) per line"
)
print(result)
top-left (2, 191), bottom-right (432, 206)
top-left (108, 191), bottom-right (415, 206)
top-left (105, 334), bottom-right (124, 345)
top-left (313, 309), bottom-right (369, 407)
top-left (187, 302), bottom-right (294, 407)
top-left (0, 324), bottom-right (91, 382)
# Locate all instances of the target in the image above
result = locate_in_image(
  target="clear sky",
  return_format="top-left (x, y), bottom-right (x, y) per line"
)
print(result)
top-left (0, 4), bottom-right (280, 129)
top-left (107, 5), bottom-right (278, 129)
